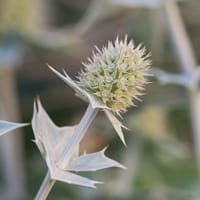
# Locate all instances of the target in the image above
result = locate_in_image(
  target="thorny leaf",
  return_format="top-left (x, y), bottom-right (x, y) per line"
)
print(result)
top-left (66, 147), bottom-right (126, 172)
top-left (32, 98), bottom-right (78, 158)
top-left (32, 98), bottom-right (125, 188)
top-left (105, 110), bottom-right (128, 146)
top-left (0, 120), bottom-right (28, 137)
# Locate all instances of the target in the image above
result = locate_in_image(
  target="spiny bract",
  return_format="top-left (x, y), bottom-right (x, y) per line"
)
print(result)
top-left (77, 36), bottom-right (151, 114)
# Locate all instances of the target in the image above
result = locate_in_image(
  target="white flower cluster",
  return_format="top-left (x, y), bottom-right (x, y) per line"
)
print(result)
top-left (78, 37), bottom-right (151, 114)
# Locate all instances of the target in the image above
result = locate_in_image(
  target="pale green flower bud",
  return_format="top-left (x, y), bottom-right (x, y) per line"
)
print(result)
top-left (78, 36), bottom-right (151, 114)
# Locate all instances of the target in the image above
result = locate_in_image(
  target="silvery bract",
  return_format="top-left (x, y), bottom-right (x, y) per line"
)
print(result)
top-left (32, 99), bottom-right (125, 188)
top-left (0, 120), bottom-right (28, 137)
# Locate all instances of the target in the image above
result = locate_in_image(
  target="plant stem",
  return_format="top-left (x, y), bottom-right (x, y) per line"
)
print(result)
top-left (164, 0), bottom-right (200, 178)
top-left (35, 172), bottom-right (54, 200)
top-left (57, 104), bottom-right (98, 168)
top-left (35, 104), bottom-right (99, 200)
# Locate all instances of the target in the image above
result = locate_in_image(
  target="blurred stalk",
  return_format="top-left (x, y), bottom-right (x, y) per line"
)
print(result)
top-left (163, 0), bottom-right (200, 178)
top-left (0, 68), bottom-right (26, 199)
top-left (108, 135), bottom-right (141, 198)
top-left (149, 8), bottom-right (165, 65)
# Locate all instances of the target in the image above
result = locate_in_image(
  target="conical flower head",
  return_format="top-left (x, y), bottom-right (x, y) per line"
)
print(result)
top-left (78, 37), bottom-right (151, 114)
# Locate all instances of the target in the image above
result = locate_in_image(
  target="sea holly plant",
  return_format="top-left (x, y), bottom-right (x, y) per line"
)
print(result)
top-left (0, 120), bottom-right (28, 137)
top-left (32, 98), bottom-right (125, 186)
top-left (33, 36), bottom-right (151, 200)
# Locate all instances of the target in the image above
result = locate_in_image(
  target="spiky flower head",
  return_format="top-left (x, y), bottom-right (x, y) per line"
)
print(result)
top-left (77, 36), bottom-right (151, 114)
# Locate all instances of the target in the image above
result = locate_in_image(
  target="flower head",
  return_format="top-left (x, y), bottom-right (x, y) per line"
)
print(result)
top-left (47, 36), bottom-right (151, 145)
top-left (77, 36), bottom-right (151, 114)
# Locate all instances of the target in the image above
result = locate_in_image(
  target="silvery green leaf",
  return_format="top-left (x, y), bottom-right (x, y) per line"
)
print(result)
top-left (105, 110), bottom-right (127, 146)
top-left (32, 101), bottom-right (48, 156)
top-left (32, 98), bottom-right (125, 189)
top-left (47, 64), bottom-right (109, 110)
top-left (32, 99), bottom-right (102, 188)
top-left (66, 147), bottom-right (126, 172)
top-left (39, 134), bottom-right (101, 188)
top-left (0, 120), bottom-right (28, 137)
top-left (51, 167), bottom-right (101, 188)
top-left (32, 98), bottom-right (78, 158)
top-left (47, 137), bottom-right (102, 189)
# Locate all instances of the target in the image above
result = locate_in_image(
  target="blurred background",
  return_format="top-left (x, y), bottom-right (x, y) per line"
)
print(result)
top-left (0, 0), bottom-right (200, 199)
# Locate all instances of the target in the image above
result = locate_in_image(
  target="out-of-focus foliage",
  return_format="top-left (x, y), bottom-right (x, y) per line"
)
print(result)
top-left (0, 0), bottom-right (43, 35)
